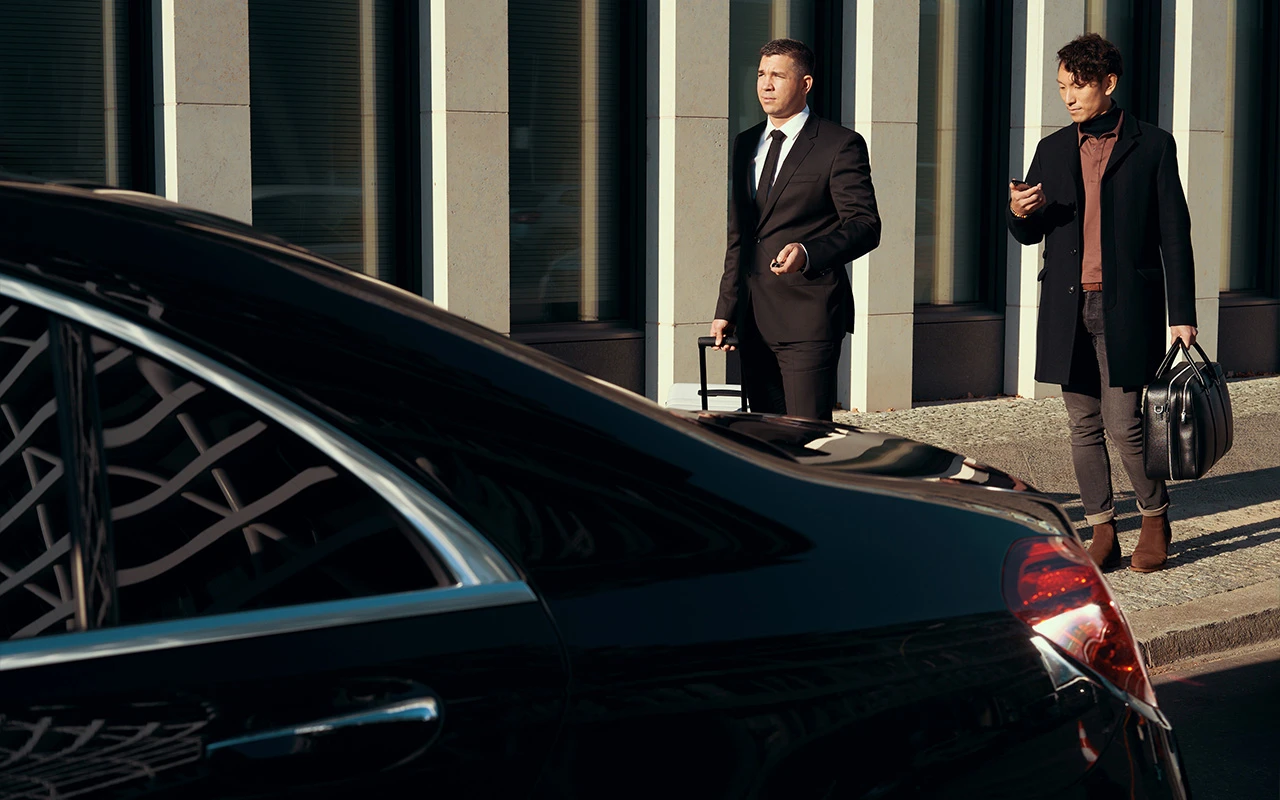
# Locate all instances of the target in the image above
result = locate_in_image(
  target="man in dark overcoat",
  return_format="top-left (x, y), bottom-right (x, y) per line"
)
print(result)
top-left (710, 38), bottom-right (880, 421)
top-left (1008, 34), bottom-right (1197, 573)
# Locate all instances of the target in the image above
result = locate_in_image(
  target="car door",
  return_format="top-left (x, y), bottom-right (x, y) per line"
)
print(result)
top-left (0, 291), bottom-right (567, 799)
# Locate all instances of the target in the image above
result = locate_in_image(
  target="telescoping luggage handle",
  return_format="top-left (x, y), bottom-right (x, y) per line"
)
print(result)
top-left (1153, 339), bottom-right (1215, 388)
top-left (695, 335), bottom-right (747, 412)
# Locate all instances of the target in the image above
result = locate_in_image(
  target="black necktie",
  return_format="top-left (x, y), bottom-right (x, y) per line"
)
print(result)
top-left (756, 129), bottom-right (786, 212)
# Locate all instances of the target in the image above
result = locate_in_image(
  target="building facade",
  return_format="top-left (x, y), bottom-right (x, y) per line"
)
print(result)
top-left (3, 0), bottom-right (1277, 411)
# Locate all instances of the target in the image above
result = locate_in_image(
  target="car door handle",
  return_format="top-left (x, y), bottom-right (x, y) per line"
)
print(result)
top-left (207, 696), bottom-right (441, 760)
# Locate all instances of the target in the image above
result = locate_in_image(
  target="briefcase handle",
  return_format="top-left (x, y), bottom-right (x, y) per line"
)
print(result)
top-left (697, 335), bottom-right (740, 348)
top-left (1153, 339), bottom-right (1215, 387)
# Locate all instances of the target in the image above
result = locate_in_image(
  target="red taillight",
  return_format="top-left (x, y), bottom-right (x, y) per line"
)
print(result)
top-left (1003, 537), bottom-right (1157, 707)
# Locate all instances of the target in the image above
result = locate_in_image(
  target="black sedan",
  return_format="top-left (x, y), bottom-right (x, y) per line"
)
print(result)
top-left (0, 180), bottom-right (1188, 798)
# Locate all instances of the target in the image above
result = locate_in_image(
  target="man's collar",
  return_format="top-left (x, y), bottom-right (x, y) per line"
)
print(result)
top-left (767, 106), bottom-right (810, 139)
top-left (1078, 102), bottom-right (1123, 141)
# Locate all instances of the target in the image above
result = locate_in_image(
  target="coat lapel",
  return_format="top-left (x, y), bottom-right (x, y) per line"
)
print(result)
top-left (1102, 112), bottom-right (1141, 181)
top-left (756, 115), bottom-right (818, 230)
top-left (1069, 125), bottom-right (1085, 239)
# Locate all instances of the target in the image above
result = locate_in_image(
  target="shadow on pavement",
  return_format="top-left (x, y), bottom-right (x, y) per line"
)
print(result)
top-left (1166, 515), bottom-right (1280, 568)
top-left (1155, 655), bottom-right (1280, 800)
top-left (1166, 465), bottom-right (1280, 507)
top-left (1044, 464), bottom-right (1280, 529)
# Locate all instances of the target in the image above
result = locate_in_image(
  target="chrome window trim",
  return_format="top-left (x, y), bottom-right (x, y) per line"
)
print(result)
top-left (0, 274), bottom-right (519, 587)
top-left (0, 583), bottom-right (536, 671)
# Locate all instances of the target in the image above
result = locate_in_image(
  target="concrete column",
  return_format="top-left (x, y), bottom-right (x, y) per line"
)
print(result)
top-left (1160, 1), bottom-right (1226, 359)
top-left (645, 0), bottom-right (730, 404)
top-left (427, 0), bottom-right (509, 334)
top-left (152, 0), bottom-right (252, 223)
top-left (1004, 0), bottom-right (1083, 399)
top-left (840, 0), bottom-right (917, 413)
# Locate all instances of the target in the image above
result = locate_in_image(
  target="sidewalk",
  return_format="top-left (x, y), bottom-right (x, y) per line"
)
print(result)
top-left (833, 376), bottom-right (1280, 669)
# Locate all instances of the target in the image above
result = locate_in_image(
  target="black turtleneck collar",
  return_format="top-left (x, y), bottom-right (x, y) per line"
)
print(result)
top-left (1079, 102), bottom-right (1122, 137)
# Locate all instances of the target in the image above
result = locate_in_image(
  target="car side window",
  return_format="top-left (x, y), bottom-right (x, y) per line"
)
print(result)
top-left (0, 303), bottom-right (75, 640)
top-left (91, 332), bottom-right (449, 628)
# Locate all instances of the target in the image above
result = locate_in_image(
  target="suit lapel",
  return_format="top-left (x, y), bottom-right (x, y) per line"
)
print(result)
top-left (756, 114), bottom-right (818, 230)
top-left (737, 122), bottom-right (766, 226)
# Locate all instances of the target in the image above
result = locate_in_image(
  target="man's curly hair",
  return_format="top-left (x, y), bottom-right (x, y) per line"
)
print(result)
top-left (1057, 33), bottom-right (1123, 86)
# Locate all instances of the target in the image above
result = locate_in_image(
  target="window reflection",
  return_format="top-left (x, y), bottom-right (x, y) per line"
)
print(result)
top-left (1221, 0), bottom-right (1264, 292)
top-left (249, 0), bottom-right (399, 283)
top-left (509, 0), bottom-right (632, 325)
top-left (915, 0), bottom-right (984, 305)
top-left (728, 0), bottom-right (815, 198)
top-left (0, 0), bottom-right (136, 187)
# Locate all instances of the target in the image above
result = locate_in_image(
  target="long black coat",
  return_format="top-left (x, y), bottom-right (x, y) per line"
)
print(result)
top-left (1008, 113), bottom-right (1196, 388)
top-left (716, 115), bottom-right (880, 343)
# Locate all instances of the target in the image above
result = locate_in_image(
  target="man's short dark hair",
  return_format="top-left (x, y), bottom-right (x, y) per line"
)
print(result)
top-left (1057, 33), bottom-right (1123, 86)
top-left (760, 38), bottom-right (815, 79)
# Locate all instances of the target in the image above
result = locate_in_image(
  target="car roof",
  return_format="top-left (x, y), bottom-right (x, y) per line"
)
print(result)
top-left (0, 180), bottom-right (651, 422)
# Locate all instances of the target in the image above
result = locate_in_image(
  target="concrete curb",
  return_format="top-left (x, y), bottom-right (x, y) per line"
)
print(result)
top-left (1128, 579), bottom-right (1280, 669)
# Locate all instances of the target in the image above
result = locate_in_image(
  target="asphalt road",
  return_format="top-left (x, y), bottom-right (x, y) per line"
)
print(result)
top-left (1152, 641), bottom-right (1280, 799)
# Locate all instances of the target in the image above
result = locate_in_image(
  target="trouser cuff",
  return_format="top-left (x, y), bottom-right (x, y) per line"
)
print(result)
top-left (1138, 502), bottom-right (1169, 517)
top-left (1084, 509), bottom-right (1116, 526)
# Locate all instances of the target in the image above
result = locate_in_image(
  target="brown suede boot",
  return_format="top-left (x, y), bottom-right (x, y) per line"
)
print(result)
top-left (1087, 520), bottom-right (1121, 569)
top-left (1130, 514), bottom-right (1172, 572)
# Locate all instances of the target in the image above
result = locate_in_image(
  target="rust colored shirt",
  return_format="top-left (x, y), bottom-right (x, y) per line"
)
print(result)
top-left (1078, 110), bottom-right (1123, 286)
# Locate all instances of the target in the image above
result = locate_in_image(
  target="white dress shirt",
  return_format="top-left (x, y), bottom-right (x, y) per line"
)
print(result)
top-left (751, 106), bottom-right (810, 199)
top-left (751, 106), bottom-right (811, 270)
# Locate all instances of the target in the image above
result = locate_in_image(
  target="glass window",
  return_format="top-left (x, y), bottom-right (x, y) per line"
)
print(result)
top-left (1084, 1), bottom-right (1162, 139)
top-left (728, 0), bottom-right (816, 180)
top-left (915, 0), bottom-right (986, 305)
top-left (509, 0), bottom-right (641, 326)
top-left (0, 304), bottom-right (75, 640)
top-left (91, 334), bottom-right (447, 627)
top-left (0, 0), bottom-right (138, 187)
top-left (249, 0), bottom-right (400, 283)
top-left (1220, 0), bottom-right (1265, 292)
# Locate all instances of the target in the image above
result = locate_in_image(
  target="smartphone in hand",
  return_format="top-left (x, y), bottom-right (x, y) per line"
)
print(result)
top-left (1010, 177), bottom-right (1030, 190)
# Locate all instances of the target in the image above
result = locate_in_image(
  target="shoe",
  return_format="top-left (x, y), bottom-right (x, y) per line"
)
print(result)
top-left (1130, 513), bottom-right (1172, 572)
top-left (1087, 520), bottom-right (1121, 569)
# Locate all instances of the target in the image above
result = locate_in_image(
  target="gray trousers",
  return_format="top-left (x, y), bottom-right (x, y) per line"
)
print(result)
top-left (1061, 291), bottom-right (1169, 525)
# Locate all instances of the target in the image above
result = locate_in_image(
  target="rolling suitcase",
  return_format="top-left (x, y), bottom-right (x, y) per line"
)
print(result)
top-left (695, 335), bottom-right (748, 412)
top-left (1142, 340), bottom-right (1233, 481)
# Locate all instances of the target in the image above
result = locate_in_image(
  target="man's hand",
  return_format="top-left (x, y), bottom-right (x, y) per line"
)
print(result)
top-left (710, 318), bottom-right (735, 351)
top-left (1009, 181), bottom-right (1046, 218)
top-left (1170, 325), bottom-right (1197, 349)
top-left (770, 243), bottom-right (807, 275)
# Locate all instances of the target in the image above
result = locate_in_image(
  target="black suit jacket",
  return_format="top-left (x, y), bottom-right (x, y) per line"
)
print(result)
top-left (715, 115), bottom-right (881, 343)
top-left (1008, 113), bottom-right (1196, 388)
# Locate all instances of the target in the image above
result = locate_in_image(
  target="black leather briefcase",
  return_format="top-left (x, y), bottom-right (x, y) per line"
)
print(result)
top-left (1142, 340), bottom-right (1233, 481)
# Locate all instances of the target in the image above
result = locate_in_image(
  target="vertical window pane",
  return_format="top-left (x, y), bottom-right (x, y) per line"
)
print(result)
top-left (915, 0), bottom-right (984, 305)
top-left (1084, 1), bottom-right (1134, 107)
top-left (1221, 0), bottom-right (1264, 292)
top-left (510, 0), bottom-right (635, 325)
top-left (0, 0), bottom-right (135, 187)
top-left (0, 303), bottom-right (74, 640)
top-left (90, 334), bottom-right (446, 626)
top-left (728, 0), bottom-right (816, 185)
top-left (249, 0), bottom-right (399, 283)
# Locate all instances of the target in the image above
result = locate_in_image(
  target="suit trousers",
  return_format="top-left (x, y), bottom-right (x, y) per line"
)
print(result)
top-left (739, 305), bottom-right (842, 421)
top-left (1061, 291), bottom-right (1169, 525)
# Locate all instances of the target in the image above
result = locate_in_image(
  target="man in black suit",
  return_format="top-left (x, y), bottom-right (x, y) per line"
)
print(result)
top-left (710, 38), bottom-right (880, 422)
top-left (1008, 34), bottom-right (1197, 573)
